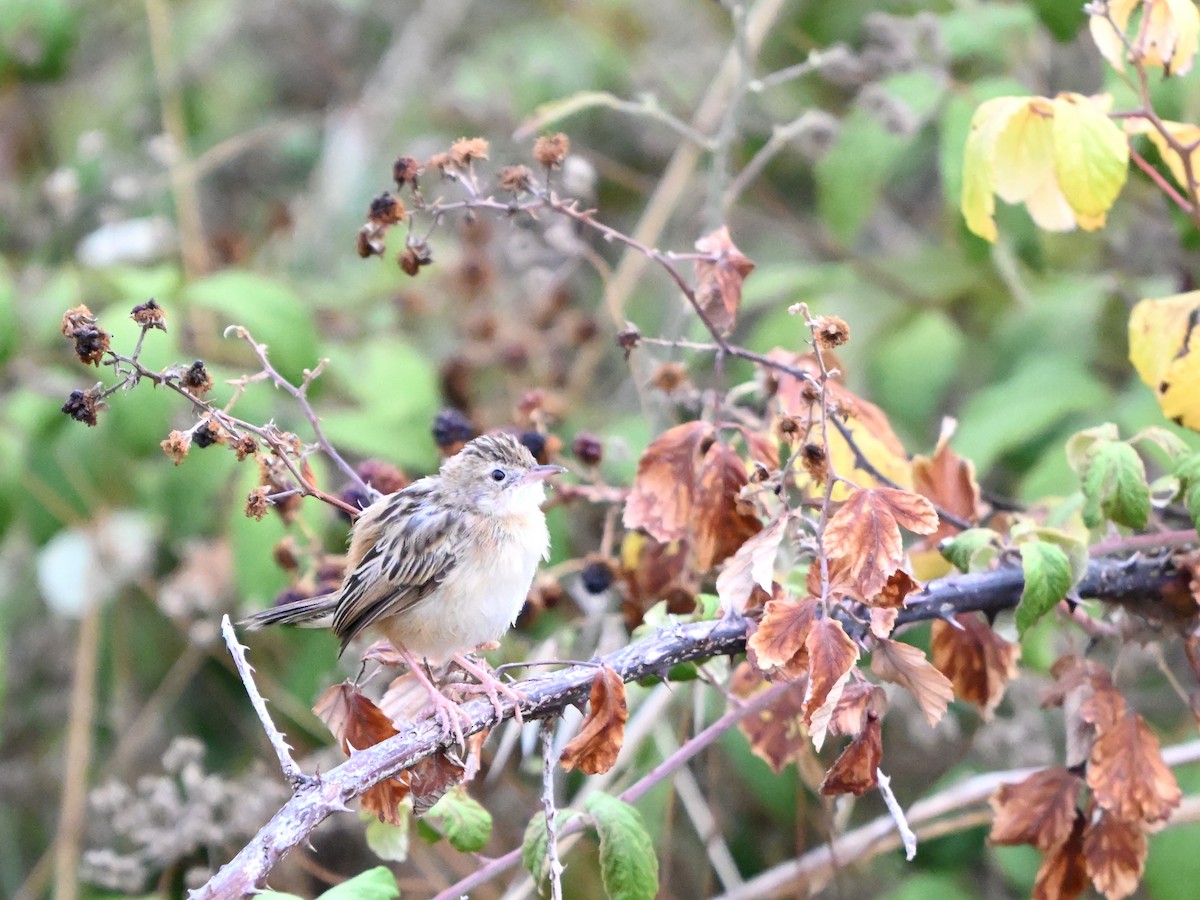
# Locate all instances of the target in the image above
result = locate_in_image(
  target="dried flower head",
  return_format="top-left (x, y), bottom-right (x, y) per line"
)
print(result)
top-left (533, 132), bottom-right (570, 169)
top-left (161, 430), bottom-right (191, 465)
top-left (572, 431), bottom-right (603, 466)
top-left (62, 387), bottom-right (106, 426)
top-left (272, 536), bottom-right (300, 572)
top-left (774, 415), bottom-right (803, 444)
top-left (61, 304), bottom-right (97, 337)
top-left (182, 360), bottom-right (213, 396)
top-left (650, 362), bottom-right (690, 394)
top-left (245, 486), bottom-right (270, 521)
top-left (357, 224), bottom-right (386, 258)
top-left (130, 298), bottom-right (167, 332)
top-left (449, 137), bottom-right (489, 169)
top-left (357, 459), bottom-right (409, 495)
top-left (498, 164), bottom-right (534, 193)
top-left (232, 433), bottom-right (258, 461)
top-left (432, 408), bottom-right (477, 451)
top-left (814, 315), bottom-right (851, 349)
top-left (801, 442), bottom-right (828, 483)
top-left (426, 151), bottom-right (452, 173)
top-left (367, 192), bottom-right (406, 226)
top-left (399, 241), bottom-right (433, 277)
top-left (393, 155), bottom-right (423, 188)
top-left (192, 420), bottom-right (226, 449)
top-left (616, 325), bottom-right (641, 358)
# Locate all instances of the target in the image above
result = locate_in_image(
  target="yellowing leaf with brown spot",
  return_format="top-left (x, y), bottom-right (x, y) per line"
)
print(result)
top-left (871, 639), bottom-right (954, 727)
top-left (1129, 291), bottom-right (1200, 430)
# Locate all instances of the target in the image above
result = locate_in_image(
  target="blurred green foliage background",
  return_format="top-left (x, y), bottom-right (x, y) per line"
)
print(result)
top-left (4, 0), bottom-right (1200, 897)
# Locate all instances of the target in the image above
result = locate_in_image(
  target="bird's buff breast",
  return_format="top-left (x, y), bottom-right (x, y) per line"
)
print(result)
top-left (379, 512), bottom-right (548, 664)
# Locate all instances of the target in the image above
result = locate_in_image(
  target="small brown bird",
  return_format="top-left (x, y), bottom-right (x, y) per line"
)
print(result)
top-left (244, 432), bottom-right (564, 741)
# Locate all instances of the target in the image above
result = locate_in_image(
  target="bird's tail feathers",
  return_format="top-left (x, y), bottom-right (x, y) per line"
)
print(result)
top-left (241, 593), bottom-right (338, 630)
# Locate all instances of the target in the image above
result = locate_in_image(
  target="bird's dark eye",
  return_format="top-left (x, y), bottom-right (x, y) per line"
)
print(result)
top-left (491, 468), bottom-right (506, 482)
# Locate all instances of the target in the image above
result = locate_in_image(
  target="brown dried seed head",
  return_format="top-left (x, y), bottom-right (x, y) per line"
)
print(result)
top-left (245, 486), bottom-right (270, 521)
top-left (357, 224), bottom-right (385, 258)
top-left (367, 192), bottom-right (406, 226)
top-left (650, 362), bottom-right (689, 394)
top-left (774, 415), bottom-right (803, 444)
top-left (801, 442), bottom-right (828, 483)
top-left (130, 298), bottom-right (167, 331)
top-left (533, 133), bottom-right (570, 169)
top-left (498, 164), bottom-right (534, 193)
top-left (161, 430), bottom-right (192, 465)
top-left (357, 459), bottom-right (410, 495)
top-left (61, 304), bottom-right (97, 337)
top-left (182, 360), bottom-right (214, 396)
top-left (399, 245), bottom-right (432, 277)
top-left (814, 315), bottom-right (850, 349)
top-left (800, 381), bottom-right (821, 403)
top-left (233, 434), bottom-right (258, 461)
top-left (273, 536), bottom-right (300, 571)
top-left (616, 326), bottom-right (641, 358)
top-left (62, 387), bottom-right (105, 426)
top-left (393, 156), bottom-right (423, 188)
top-left (572, 431), bottom-right (603, 466)
top-left (192, 420), bottom-right (227, 449)
top-left (449, 137), bottom-right (489, 169)
top-left (73, 328), bottom-right (111, 366)
top-left (426, 151), bottom-right (452, 172)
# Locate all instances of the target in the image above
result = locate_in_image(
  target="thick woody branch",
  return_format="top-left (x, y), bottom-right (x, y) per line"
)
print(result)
top-left (195, 553), bottom-right (1182, 896)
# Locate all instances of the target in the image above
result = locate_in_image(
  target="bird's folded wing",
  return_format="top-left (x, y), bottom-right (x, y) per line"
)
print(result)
top-left (331, 497), bottom-right (464, 651)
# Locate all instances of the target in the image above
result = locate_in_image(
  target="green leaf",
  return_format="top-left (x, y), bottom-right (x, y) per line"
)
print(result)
top-left (1130, 426), bottom-right (1192, 463)
top-left (1081, 441), bottom-right (1150, 530)
top-left (585, 793), bottom-right (659, 900)
top-left (1016, 541), bottom-right (1073, 638)
top-left (184, 269), bottom-right (319, 385)
top-left (316, 866), bottom-right (399, 900)
top-left (939, 528), bottom-right (1000, 572)
top-left (1021, 527), bottom-right (1089, 585)
top-left (424, 786), bottom-right (492, 852)
top-left (1064, 423), bottom-right (1120, 473)
top-left (1185, 481), bottom-right (1200, 535)
top-left (1051, 94), bottom-right (1129, 219)
top-left (365, 811), bottom-right (410, 863)
top-left (522, 811), bottom-right (551, 887)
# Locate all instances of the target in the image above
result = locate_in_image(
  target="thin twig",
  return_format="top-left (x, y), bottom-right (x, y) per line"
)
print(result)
top-left (874, 768), bottom-right (916, 861)
top-left (540, 722), bottom-right (565, 900)
top-left (220, 615), bottom-right (310, 788)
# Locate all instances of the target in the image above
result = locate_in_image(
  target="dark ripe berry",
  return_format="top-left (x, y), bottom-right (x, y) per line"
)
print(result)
top-left (62, 388), bottom-right (102, 426)
top-left (74, 328), bottom-right (111, 366)
top-left (337, 487), bottom-right (371, 522)
top-left (182, 360), bottom-right (214, 396)
top-left (572, 431), bottom-right (603, 466)
top-left (356, 459), bottom-right (409, 495)
top-left (432, 408), bottom-right (476, 448)
top-left (581, 558), bottom-right (616, 594)
top-left (518, 430), bottom-right (546, 462)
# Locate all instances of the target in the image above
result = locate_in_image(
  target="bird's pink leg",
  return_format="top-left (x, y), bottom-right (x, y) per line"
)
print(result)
top-left (451, 653), bottom-right (527, 724)
top-left (393, 644), bottom-right (471, 748)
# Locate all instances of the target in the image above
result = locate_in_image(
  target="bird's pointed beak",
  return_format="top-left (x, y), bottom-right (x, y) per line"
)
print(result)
top-left (519, 464), bottom-right (567, 485)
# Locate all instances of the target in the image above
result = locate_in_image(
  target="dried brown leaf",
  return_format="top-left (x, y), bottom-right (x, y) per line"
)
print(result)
top-left (748, 595), bottom-right (818, 676)
top-left (829, 683), bottom-right (888, 737)
top-left (931, 614), bottom-right (1020, 718)
top-left (694, 225), bottom-right (755, 334)
top-left (560, 666), bottom-right (628, 775)
top-left (1087, 712), bottom-right (1182, 825)
top-left (1083, 811), bottom-right (1147, 900)
top-left (731, 662), bottom-right (810, 774)
top-left (820, 711), bottom-right (882, 797)
top-left (990, 767), bottom-right (1082, 850)
top-left (716, 514), bottom-right (787, 615)
top-left (873, 568), bottom-right (921, 609)
top-left (804, 617), bottom-right (859, 749)
top-left (1032, 812), bottom-right (1088, 900)
top-left (825, 488), bottom-right (937, 598)
top-left (911, 419), bottom-right (982, 542)
top-left (870, 638), bottom-right (954, 728)
top-left (869, 607), bottom-right (898, 639)
top-left (623, 421), bottom-right (715, 543)
top-left (693, 442), bottom-right (762, 570)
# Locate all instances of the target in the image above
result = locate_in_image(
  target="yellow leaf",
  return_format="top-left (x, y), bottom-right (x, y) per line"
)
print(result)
top-left (994, 99), bottom-right (1079, 232)
top-left (962, 96), bottom-right (1030, 242)
top-left (1051, 93), bottom-right (1129, 220)
top-left (1089, 0), bottom-right (1200, 75)
top-left (1126, 117), bottom-right (1200, 190)
top-left (1129, 291), bottom-right (1200, 430)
